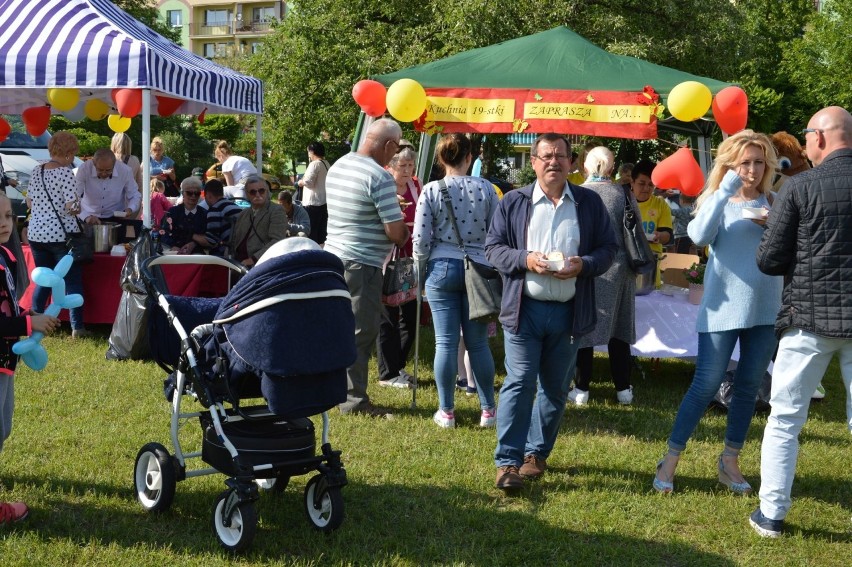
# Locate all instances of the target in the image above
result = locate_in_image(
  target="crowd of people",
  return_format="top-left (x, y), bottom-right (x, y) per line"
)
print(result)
top-left (2, 108), bottom-right (851, 539)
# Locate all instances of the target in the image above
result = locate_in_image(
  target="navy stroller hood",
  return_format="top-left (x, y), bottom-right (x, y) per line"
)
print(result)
top-left (211, 249), bottom-right (356, 417)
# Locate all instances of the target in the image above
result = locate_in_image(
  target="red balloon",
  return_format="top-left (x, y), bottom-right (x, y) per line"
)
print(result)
top-left (0, 117), bottom-right (10, 142)
top-left (112, 88), bottom-right (142, 118)
top-left (712, 86), bottom-right (748, 135)
top-left (652, 147), bottom-right (705, 197)
top-left (21, 106), bottom-right (52, 136)
top-left (156, 95), bottom-right (184, 117)
top-left (352, 80), bottom-right (387, 117)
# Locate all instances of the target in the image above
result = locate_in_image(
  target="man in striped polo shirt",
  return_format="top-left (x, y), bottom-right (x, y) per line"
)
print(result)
top-left (325, 118), bottom-right (410, 417)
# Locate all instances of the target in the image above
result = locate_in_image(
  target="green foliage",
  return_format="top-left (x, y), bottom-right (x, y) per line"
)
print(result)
top-left (113, 0), bottom-right (181, 44)
top-left (65, 128), bottom-right (110, 158)
top-left (516, 163), bottom-right (537, 186)
top-left (195, 115), bottom-right (242, 145)
top-left (781, 0), bottom-right (852, 127)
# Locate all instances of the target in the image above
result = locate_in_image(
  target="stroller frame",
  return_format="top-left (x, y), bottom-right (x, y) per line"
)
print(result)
top-left (133, 254), bottom-right (348, 552)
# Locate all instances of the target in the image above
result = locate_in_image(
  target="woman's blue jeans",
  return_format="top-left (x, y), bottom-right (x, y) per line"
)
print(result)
top-left (425, 258), bottom-right (495, 412)
top-left (668, 325), bottom-right (777, 451)
top-left (29, 240), bottom-right (84, 330)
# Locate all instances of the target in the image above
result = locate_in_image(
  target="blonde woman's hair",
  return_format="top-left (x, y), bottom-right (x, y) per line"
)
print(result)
top-left (584, 146), bottom-right (614, 179)
top-left (111, 133), bottom-right (132, 158)
top-left (215, 140), bottom-right (233, 157)
top-left (150, 136), bottom-right (164, 151)
top-left (694, 130), bottom-right (779, 213)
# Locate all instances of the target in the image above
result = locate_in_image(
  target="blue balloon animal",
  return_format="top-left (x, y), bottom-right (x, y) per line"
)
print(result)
top-left (12, 254), bottom-right (84, 371)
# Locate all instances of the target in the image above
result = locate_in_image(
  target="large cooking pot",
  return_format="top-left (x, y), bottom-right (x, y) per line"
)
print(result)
top-left (92, 222), bottom-right (120, 253)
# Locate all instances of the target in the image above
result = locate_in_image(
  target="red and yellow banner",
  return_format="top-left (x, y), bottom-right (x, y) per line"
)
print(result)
top-left (414, 88), bottom-right (658, 139)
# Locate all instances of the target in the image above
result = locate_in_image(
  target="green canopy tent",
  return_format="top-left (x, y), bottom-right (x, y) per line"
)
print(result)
top-left (370, 26), bottom-right (736, 178)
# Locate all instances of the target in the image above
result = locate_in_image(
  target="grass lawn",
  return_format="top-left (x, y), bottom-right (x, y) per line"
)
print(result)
top-left (1, 325), bottom-right (850, 566)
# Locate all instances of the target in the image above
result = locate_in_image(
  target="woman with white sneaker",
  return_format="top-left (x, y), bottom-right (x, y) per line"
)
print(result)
top-left (569, 146), bottom-right (637, 406)
top-left (653, 131), bottom-right (782, 494)
top-left (413, 134), bottom-right (499, 429)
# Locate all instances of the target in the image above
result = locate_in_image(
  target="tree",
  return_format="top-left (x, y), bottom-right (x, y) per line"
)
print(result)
top-left (114, 0), bottom-right (181, 44)
top-left (248, 0), bottom-right (745, 160)
top-left (781, 0), bottom-right (852, 127)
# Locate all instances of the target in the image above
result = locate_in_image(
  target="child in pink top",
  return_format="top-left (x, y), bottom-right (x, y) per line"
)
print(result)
top-left (150, 178), bottom-right (171, 229)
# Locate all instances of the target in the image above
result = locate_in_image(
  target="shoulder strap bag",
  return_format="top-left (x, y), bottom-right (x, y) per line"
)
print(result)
top-left (40, 165), bottom-right (94, 264)
top-left (622, 184), bottom-right (656, 276)
top-left (438, 178), bottom-right (502, 322)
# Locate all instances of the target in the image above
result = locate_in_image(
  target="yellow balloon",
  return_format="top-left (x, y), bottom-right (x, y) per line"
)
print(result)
top-left (84, 99), bottom-right (110, 121)
top-left (386, 79), bottom-right (427, 123)
top-left (667, 81), bottom-right (712, 122)
top-left (107, 114), bottom-right (131, 133)
top-left (46, 88), bottom-right (80, 112)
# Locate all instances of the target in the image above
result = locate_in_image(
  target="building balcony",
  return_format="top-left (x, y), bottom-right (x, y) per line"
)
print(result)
top-left (191, 20), bottom-right (273, 37)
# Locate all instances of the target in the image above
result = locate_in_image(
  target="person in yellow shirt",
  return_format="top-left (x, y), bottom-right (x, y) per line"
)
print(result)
top-left (631, 159), bottom-right (672, 286)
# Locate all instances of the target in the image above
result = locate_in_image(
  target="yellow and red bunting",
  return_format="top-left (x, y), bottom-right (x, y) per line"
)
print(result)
top-left (413, 87), bottom-right (659, 139)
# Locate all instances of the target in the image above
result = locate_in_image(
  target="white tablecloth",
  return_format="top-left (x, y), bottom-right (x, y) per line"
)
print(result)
top-left (595, 290), bottom-right (741, 361)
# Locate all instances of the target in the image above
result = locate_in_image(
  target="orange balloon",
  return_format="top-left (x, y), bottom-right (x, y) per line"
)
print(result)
top-left (352, 80), bottom-right (387, 117)
top-left (156, 95), bottom-right (184, 117)
top-left (652, 147), bottom-right (705, 197)
top-left (112, 88), bottom-right (142, 118)
top-left (712, 86), bottom-right (748, 135)
top-left (22, 106), bottom-right (52, 136)
top-left (0, 117), bottom-right (10, 142)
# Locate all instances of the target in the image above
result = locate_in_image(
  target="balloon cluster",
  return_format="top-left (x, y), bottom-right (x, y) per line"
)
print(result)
top-left (351, 78), bottom-right (428, 123)
top-left (12, 254), bottom-right (84, 371)
top-left (667, 82), bottom-right (748, 135)
top-left (653, 82), bottom-right (750, 197)
top-left (15, 88), bottom-right (190, 136)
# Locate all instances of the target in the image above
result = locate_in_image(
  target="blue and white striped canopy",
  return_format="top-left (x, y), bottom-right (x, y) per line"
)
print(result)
top-left (0, 0), bottom-right (263, 115)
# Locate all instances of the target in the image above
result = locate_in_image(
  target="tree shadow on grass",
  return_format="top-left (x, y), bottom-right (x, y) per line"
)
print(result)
top-left (3, 472), bottom-right (740, 564)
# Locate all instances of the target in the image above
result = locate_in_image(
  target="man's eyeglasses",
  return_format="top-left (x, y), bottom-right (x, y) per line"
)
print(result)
top-left (248, 188), bottom-right (267, 196)
top-left (95, 167), bottom-right (114, 176)
top-left (801, 128), bottom-right (823, 136)
top-left (182, 191), bottom-right (201, 197)
top-left (533, 153), bottom-right (570, 162)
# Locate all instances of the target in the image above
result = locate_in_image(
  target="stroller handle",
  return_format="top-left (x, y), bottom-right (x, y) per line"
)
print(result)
top-left (141, 254), bottom-right (248, 293)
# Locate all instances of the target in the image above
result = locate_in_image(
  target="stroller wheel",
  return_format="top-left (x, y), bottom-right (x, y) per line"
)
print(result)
top-left (304, 474), bottom-right (344, 532)
top-left (212, 490), bottom-right (257, 553)
top-left (134, 443), bottom-right (177, 513)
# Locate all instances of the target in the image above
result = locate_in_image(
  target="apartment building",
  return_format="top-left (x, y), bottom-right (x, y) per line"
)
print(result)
top-left (157, 1), bottom-right (285, 58)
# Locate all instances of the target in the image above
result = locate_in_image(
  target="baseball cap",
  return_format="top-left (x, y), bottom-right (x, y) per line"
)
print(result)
top-left (191, 167), bottom-right (204, 177)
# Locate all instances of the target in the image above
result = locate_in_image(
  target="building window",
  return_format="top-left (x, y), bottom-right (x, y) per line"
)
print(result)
top-left (252, 7), bottom-right (275, 22)
top-left (166, 10), bottom-right (182, 28)
top-left (250, 42), bottom-right (262, 54)
top-left (203, 43), bottom-right (216, 58)
top-left (205, 9), bottom-right (230, 26)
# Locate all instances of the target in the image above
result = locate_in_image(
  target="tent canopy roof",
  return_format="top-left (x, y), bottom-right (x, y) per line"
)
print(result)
top-left (375, 26), bottom-right (731, 97)
top-left (0, 0), bottom-right (263, 115)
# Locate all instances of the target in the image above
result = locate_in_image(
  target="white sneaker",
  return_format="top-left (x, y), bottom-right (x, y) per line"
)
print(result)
top-left (812, 382), bottom-right (826, 400)
top-left (567, 388), bottom-right (589, 406)
top-left (480, 409), bottom-right (496, 428)
top-left (616, 386), bottom-right (634, 405)
top-left (379, 373), bottom-right (413, 389)
top-left (433, 409), bottom-right (455, 428)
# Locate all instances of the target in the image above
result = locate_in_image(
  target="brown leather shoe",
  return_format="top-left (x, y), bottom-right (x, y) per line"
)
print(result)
top-left (519, 454), bottom-right (547, 479)
top-left (495, 465), bottom-right (524, 490)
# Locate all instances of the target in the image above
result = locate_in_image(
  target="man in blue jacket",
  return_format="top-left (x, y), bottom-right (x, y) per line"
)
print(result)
top-left (486, 133), bottom-right (617, 491)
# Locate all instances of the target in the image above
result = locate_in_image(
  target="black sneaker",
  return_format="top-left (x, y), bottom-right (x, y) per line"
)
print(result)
top-left (749, 508), bottom-right (783, 538)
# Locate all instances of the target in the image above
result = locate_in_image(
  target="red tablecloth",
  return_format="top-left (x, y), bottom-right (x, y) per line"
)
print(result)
top-left (19, 246), bottom-right (230, 324)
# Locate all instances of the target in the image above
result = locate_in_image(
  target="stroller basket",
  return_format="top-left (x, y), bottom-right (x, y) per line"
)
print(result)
top-left (201, 413), bottom-right (316, 477)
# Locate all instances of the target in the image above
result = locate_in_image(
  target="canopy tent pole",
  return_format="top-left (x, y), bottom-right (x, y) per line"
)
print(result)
top-left (142, 89), bottom-right (151, 227)
top-left (255, 118), bottom-right (263, 174)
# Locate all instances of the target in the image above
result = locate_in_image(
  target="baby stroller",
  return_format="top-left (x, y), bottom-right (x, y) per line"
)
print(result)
top-left (133, 246), bottom-right (356, 552)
